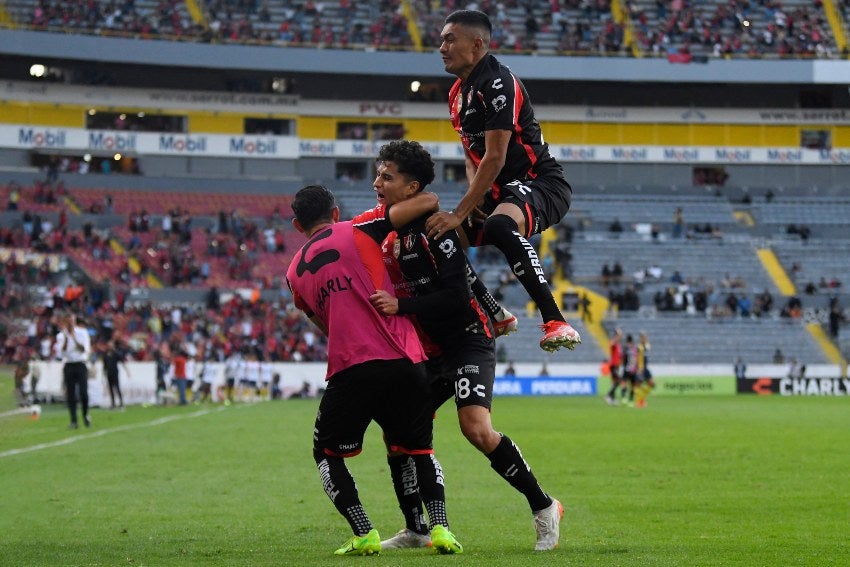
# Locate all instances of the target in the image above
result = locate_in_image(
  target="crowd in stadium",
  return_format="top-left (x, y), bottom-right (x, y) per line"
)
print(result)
top-left (21, 0), bottom-right (847, 58)
top-left (0, 268), bottom-right (329, 368)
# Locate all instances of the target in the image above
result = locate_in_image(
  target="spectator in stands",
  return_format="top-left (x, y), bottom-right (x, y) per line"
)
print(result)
top-left (608, 217), bottom-right (623, 235)
top-left (828, 299), bottom-right (844, 339)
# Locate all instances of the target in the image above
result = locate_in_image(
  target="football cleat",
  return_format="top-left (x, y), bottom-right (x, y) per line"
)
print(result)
top-left (429, 525), bottom-right (463, 554)
top-left (334, 529), bottom-right (381, 556)
top-left (539, 321), bottom-right (581, 352)
top-left (380, 528), bottom-right (431, 549)
top-left (533, 498), bottom-right (564, 551)
top-left (493, 307), bottom-right (518, 337)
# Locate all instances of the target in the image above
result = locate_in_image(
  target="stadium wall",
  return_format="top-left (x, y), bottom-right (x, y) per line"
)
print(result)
top-left (4, 29), bottom-right (850, 86)
top-left (30, 361), bottom-right (848, 406)
top-left (3, 82), bottom-right (850, 187)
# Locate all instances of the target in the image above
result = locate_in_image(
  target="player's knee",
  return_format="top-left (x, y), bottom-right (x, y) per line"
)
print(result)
top-left (459, 421), bottom-right (497, 453)
top-left (482, 214), bottom-right (519, 247)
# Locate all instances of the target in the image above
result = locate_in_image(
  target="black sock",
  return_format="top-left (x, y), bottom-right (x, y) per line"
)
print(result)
top-left (607, 383), bottom-right (619, 397)
top-left (387, 455), bottom-right (428, 534)
top-left (466, 260), bottom-right (501, 319)
top-left (314, 449), bottom-right (373, 535)
top-left (411, 453), bottom-right (448, 529)
top-left (483, 215), bottom-right (563, 323)
top-left (487, 434), bottom-right (551, 512)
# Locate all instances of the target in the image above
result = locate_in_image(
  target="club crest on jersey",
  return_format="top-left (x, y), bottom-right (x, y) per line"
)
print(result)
top-left (393, 237), bottom-right (401, 259)
top-left (403, 234), bottom-right (415, 251)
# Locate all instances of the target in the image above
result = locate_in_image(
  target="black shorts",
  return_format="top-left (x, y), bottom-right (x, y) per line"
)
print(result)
top-left (314, 358), bottom-right (434, 457)
top-left (428, 335), bottom-right (496, 411)
top-left (609, 364), bottom-right (622, 380)
top-left (462, 173), bottom-right (572, 243)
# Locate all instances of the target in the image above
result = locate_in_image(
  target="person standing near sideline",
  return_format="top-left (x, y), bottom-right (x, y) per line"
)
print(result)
top-left (427, 9), bottom-right (581, 353)
top-left (285, 184), bottom-right (462, 556)
top-left (102, 339), bottom-right (129, 409)
top-left (734, 357), bottom-right (747, 380)
top-left (55, 312), bottom-right (92, 429)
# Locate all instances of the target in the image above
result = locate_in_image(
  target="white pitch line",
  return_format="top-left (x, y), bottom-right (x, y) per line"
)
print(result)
top-left (0, 406), bottom-right (229, 459)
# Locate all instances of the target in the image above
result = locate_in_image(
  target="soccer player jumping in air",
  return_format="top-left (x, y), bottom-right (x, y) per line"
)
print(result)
top-left (426, 9), bottom-right (581, 352)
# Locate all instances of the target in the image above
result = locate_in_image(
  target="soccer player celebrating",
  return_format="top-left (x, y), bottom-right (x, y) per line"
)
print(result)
top-left (426, 9), bottom-right (581, 352)
top-left (285, 184), bottom-right (462, 556)
top-left (367, 140), bottom-right (563, 551)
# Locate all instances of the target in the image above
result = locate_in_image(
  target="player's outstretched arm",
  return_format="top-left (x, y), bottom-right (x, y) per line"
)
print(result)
top-left (388, 192), bottom-right (439, 229)
top-left (426, 129), bottom-right (511, 239)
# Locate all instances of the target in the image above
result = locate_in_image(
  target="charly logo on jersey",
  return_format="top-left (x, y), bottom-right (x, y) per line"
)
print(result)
top-left (439, 238), bottom-right (457, 258)
top-left (403, 234), bottom-right (415, 252)
top-left (492, 94), bottom-right (507, 113)
top-left (393, 237), bottom-right (401, 259)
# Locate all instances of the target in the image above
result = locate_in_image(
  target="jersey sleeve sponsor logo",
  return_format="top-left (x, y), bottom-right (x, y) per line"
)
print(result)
top-left (438, 238), bottom-right (457, 258)
top-left (492, 94), bottom-right (507, 113)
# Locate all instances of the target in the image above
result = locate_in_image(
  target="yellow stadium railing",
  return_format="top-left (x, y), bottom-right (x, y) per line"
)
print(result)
top-left (611, 0), bottom-right (641, 58)
top-left (184, 0), bottom-right (208, 29)
top-left (0, 0), bottom-right (18, 29)
top-left (400, 0), bottom-right (424, 52)
top-left (822, 0), bottom-right (848, 57)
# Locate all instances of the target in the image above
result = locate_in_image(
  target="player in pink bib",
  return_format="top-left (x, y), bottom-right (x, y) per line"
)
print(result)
top-left (286, 184), bottom-right (463, 556)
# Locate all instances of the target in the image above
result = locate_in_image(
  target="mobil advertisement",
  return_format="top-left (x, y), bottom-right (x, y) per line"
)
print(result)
top-left (0, 125), bottom-right (298, 158)
top-left (6, 127), bottom-right (77, 148)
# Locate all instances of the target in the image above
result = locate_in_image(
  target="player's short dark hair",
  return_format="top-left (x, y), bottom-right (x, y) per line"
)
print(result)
top-left (377, 140), bottom-right (435, 190)
top-left (445, 9), bottom-right (492, 36)
top-left (291, 184), bottom-right (336, 231)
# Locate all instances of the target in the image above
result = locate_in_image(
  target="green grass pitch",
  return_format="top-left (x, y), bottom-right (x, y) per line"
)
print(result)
top-left (1, 366), bottom-right (847, 566)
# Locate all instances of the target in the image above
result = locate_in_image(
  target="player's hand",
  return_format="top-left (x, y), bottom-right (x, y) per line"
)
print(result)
top-left (426, 210), bottom-right (462, 239)
top-left (369, 290), bottom-right (399, 315)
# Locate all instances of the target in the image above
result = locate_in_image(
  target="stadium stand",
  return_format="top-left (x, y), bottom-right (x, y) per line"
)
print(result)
top-left (1, 2), bottom-right (848, 369)
top-left (3, 0), bottom-right (847, 58)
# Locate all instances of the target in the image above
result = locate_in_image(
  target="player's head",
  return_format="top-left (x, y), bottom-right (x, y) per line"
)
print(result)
top-left (374, 140), bottom-right (435, 205)
top-left (291, 184), bottom-right (339, 234)
top-left (440, 10), bottom-right (491, 79)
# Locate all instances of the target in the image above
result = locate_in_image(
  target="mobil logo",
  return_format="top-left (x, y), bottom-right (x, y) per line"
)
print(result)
top-left (88, 132), bottom-right (137, 151)
top-left (159, 135), bottom-right (207, 152)
top-left (715, 149), bottom-right (751, 162)
top-left (663, 148), bottom-right (699, 161)
top-left (767, 149), bottom-right (802, 163)
top-left (18, 128), bottom-right (67, 147)
top-left (559, 147), bottom-right (596, 160)
top-left (299, 141), bottom-right (335, 156)
top-left (611, 147), bottom-right (648, 161)
top-left (230, 137), bottom-right (277, 154)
